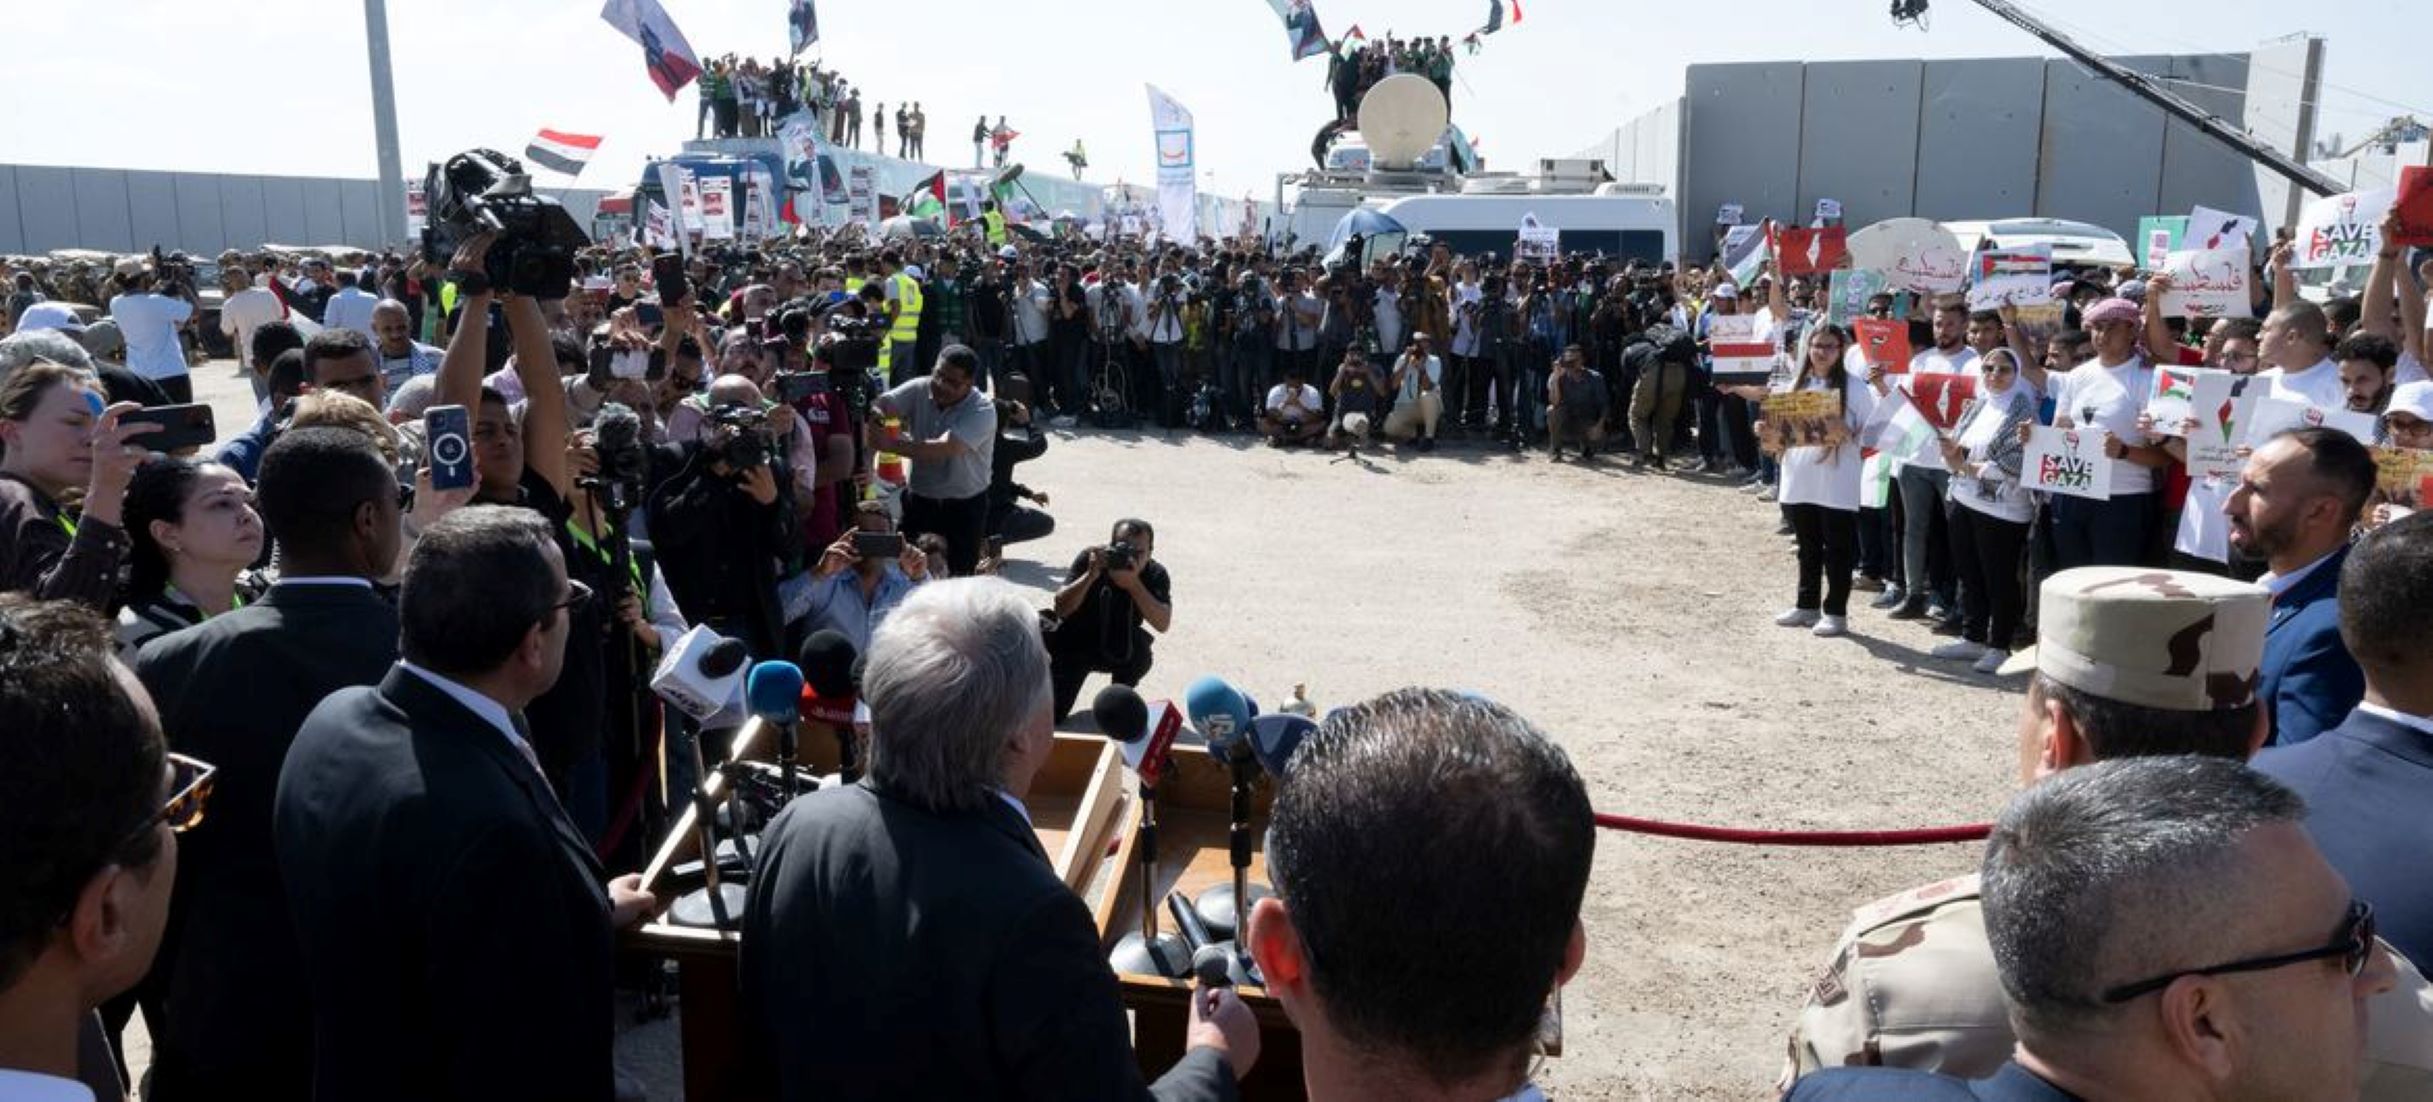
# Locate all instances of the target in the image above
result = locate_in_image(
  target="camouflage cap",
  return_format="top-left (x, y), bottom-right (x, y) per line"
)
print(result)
top-left (1997, 568), bottom-right (2269, 711)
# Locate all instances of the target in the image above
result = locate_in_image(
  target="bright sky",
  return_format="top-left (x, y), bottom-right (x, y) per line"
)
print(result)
top-left (2, 0), bottom-right (2421, 202)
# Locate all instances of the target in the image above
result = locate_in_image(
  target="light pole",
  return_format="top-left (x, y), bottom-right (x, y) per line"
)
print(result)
top-left (364, 0), bottom-right (407, 247)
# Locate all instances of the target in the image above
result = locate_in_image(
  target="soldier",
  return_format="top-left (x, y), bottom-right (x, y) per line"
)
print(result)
top-left (1781, 566), bottom-right (2433, 1101)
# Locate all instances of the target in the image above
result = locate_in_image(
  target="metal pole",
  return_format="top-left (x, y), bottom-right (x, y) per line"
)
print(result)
top-left (364, 0), bottom-right (408, 247)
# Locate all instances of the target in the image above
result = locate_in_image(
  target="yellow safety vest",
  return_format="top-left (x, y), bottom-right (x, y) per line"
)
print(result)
top-left (889, 272), bottom-right (922, 342)
top-left (983, 210), bottom-right (1007, 247)
top-left (845, 276), bottom-right (865, 294)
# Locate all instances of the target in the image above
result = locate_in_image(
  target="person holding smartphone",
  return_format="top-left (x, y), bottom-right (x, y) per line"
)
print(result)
top-left (0, 362), bottom-right (157, 608)
top-left (787, 500), bottom-right (930, 653)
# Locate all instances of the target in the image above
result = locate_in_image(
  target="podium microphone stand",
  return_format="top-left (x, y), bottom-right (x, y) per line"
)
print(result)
top-left (1107, 778), bottom-right (1190, 978)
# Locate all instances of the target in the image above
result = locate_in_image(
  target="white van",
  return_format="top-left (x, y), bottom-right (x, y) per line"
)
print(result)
top-left (1942, 218), bottom-right (2135, 271)
top-left (1373, 193), bottom-right (1678, 265)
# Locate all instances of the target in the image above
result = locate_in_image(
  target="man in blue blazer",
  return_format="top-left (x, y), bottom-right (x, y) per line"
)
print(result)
top-left (2226, 427), bottom-right (2371, 745)
top-left (2259, 511), bottom-right (2433, 968)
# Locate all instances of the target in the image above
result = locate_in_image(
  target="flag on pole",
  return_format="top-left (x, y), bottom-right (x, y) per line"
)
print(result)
top-left (1480, 0), bottom-right (1522, 34)
top-left (905, 171), bottom-right (947, 221)
top-left (524, 129), bottom-right (603, 177)
top-left (600, 0), bottom-right (703, 101)
top-left (1146, 84), bottom-right (1199, 243)
top-left (787, 0), bottom-right (819, 56)
top-left (1343, 24), bottom-right (1366, 41)
top-left (1264, 0), bottom-right (1330, 61)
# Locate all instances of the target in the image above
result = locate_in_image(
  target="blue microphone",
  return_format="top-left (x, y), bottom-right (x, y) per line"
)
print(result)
top-left (1183, 675), bottom-right (1258, 762)
top-left (745, 660), bottom-right (808, 796)
top-left (1248, 714), bottom-right (1317, 778)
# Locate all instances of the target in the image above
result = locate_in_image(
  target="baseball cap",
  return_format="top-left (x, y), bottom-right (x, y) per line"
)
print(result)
top-left (1711, 282), bottom-right (1739, 301)
top-left (998, 246), bottom-right (1019, 260)
top-left (2385, 379), bottom-right (2433, 423)
top-left (112, 257), bottom-right (145, 278)
top-left (1997, 567), bottom-right (2270, 711)
top-left (78, 319), bottom-right (125, 360)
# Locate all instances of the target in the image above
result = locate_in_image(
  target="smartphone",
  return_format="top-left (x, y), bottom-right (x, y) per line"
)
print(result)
top-left (851, 531), bottom-right (905, 559)
top-left (635, 300), bottom-right (665, 330)
top-left (610, 349), bottom-right (652, 380)
top-left (774, 372), bottom-right (830, 405)
top-left (120, 404), bottom-right (215, 452)
top-left (424, 405), bottom-right (476, 492)
top-left (651, 254), bottom-right (689, 304)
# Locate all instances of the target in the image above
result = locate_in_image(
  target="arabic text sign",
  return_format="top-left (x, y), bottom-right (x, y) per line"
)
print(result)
top-left (2158, 248), bottom-right (2251, 318)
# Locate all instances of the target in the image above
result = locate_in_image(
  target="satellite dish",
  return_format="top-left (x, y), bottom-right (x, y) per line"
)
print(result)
top-left (1356, 74), bottom-right (1449, 170)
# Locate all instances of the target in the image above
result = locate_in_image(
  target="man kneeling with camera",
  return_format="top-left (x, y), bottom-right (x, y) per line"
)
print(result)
top-left (1046, 518), bottom-right (1171, 723)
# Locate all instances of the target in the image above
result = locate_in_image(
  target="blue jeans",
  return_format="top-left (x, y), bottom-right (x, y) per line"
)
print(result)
top-left (2049, 492), bottom-right (2153, 571)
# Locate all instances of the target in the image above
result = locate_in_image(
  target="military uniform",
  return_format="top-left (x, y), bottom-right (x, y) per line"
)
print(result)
top-left (1783, 567), bottom-right (2433, 1100)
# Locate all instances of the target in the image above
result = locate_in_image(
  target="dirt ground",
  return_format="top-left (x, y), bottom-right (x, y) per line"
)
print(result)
top-left (149, 365), bottom-right (2021, 1099)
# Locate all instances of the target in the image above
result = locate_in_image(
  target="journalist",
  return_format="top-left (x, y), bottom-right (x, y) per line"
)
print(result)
top-left (871, 344), bottom-right (996, 576)
top-left (790, 500), bottom-right (931, 654)
top-left (645, 376), bottom-right (794, 660)
top-left (1045, 518), bottom-right (1171, 723)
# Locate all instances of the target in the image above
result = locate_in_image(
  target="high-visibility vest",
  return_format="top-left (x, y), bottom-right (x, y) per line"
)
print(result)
top-left (982, 210), bottom-right (1007, 247)
top-left (845, 276), bottom-right (865, 294)
top-left (889, 272), bottom-right (922, 342)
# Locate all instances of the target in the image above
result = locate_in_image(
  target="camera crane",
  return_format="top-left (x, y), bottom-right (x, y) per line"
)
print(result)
top-left (1888, 0), bottom-right (2342, 198)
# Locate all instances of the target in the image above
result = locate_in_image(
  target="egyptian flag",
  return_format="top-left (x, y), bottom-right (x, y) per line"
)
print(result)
top-left (905, 170), bottom-right (947, 221)
top-left (525, 129), bottom-right (602, 177)
top-left (1481, 0), bottom-right (1522, 34)
top-left (600, 0), bottom-right (703, 102)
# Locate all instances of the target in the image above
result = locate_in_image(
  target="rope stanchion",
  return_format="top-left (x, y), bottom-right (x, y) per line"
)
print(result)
top-left (1594, 811), bottom-right (1991, 847)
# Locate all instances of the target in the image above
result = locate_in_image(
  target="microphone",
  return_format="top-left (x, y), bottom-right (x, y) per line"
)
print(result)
top-left (796, 630), bottom-right (861, 780)
top-left (1101, 684), bottom-right (1190, 980)
top-left (1248, 714), bottom-right (1317, 779)
top-left (650, 626), bottom-right (751, 727)
top-left (746, 661), bottom-right (807, 798)
top-left (1183, 675), bottom-right (1269, 945)
top-left (1182, 675), bottom-right (1257, 762)
top-left (1093, 685), bottom-right (1184, 789)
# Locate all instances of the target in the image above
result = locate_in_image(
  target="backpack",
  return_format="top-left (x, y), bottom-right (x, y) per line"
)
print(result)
top-left (1637, 323), bottom-right (1697, 368)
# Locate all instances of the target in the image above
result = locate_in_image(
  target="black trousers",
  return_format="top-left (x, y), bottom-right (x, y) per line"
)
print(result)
top-left (900, 491), bottom-right (988, 577)
top-left (155, 373), bottom-right (194, 404)
top-left (1947, 502), bottom-right (2030, 649)
top-left (1048, 626), bottom-right (1153, 723)
top-left (1786, 503), bottom-right (1859, 617)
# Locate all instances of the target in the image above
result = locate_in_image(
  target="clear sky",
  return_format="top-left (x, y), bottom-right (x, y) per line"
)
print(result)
top-left (2, 0), bottom-right (2421, 202)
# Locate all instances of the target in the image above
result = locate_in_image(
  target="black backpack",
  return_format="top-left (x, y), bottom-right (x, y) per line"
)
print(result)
top-left (1636, 322), bottom-right (1697, 368)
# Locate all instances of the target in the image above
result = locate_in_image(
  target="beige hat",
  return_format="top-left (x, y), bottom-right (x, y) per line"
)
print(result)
top-left (1997, 567), bottom-right (2270, 711)
top-left (112, 256), bottom-right (145, 278)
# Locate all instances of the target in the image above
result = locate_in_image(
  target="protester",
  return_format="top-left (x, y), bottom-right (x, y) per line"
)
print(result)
top-left (1250, 689), bottom-right (1592, 1102)
top-left (739, 578), bottom-right (1255, 1099)
top-left (1787, 756), bottom-right (2396, 1100)
top-left (276, 507), bottom-right (654, 1102)
top-left (1738, 323), bottom-right (1873, 638)
top-left (0, 361), bottom-right (155, 607)
top-left (1932, 347), bottom-right (2038, 671)
top-left (2043, 297), bottom-right (2165, 570)
top-left (2227, 427), bottom-right (2372, 745)
top-left (219, 266), bottom-right (285, 408)
top-left (113, 458), bottom-right (266, 655)
top-left (0, 596), bottom-right (186, 1102)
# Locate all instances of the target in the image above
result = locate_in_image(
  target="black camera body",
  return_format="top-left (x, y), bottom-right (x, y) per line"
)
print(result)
top-left (421, 149), bottom-right (591, 299)
top-left (1104, 539), bottom-right (1139, 571)
top-left (703, 404), bottom-right (772, 470)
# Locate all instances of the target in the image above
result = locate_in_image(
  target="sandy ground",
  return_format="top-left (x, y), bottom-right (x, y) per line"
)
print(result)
top-left (133, 362), bottom-right (2021, 1098)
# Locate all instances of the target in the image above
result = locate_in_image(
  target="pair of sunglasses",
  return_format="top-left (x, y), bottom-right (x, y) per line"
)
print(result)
top-left (2102, 899), bottom-right (2376, 1003)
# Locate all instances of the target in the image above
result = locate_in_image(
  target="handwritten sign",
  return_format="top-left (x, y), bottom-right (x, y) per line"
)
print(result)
top-left (2146, 366), bottom-right (2232, 439)
top-left (1708, 313), bottom-right (1776, 383)
top-left (1759, 389), bottom-right (1849, 454)
top-left (2292, 188), bottom-right (2395, 271)
top-left (1966, 245), bottom-right (2053, 310)
top-left (2158, 248), bottom-right (2251, 318)
top-left (1847, 218), bottom-right (1968, 296)
top-left (2024, 425), bottom-right (2114, 501)
top-left (1851, 317), bottom-right (1911, 377)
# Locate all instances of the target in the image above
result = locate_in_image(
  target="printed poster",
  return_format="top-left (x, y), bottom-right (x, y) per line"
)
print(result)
top-left (1716, 202), bottom-right (1744, 227)
top-left (2008, 302), bottom-right (2065, 360)
top-left (2244, 395), bottom-right (2377, 447)
top-left (1759, 390), bottom-right (1849, 454)
top-left (2136, 215), bottom-right (2186, 271)
top-left (1515, 216), bottom-right (1560, 263)
top-left (2393, 166), bottom-right (2433, 249)
top-left (1773, 225), bottom-right (1848, 276)
top-left (1966, 245), bottom-right (2052, 310)
top-left (1826, 269), bottom-right (1907, 327)
top-left (2024, 425), bottom-right (2114, 501)
top-left (1708, 313), bottom-right (1775, 383)
top-left (846, 165), bottom-right (876, 226)
top-left (1814, 198), bottom-right (1843, 225)
top-left (2145, 366), bottom-right (2232, 439)
top-left (2292, 188), bottom-right (2396, 271)
top-left (2158, 248), bottom-right (2251, 319)
top-left (2371, 447), bottom-right (2433, 509)
top-left (1851, 317), bottom-right (1911, 377)
top-left (2184, 205), bottom-right (2259, 251)
top-left (698, 175), bottom-right (734, 239)
top-left (1910, 372), bottom-right (1976, 433)
top-left (2186, 386), bottom-right (2251, 481)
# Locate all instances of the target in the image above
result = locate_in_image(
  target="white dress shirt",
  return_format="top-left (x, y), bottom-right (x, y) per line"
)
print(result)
top-left (2258, 547), bottom-right (2341, 601)
top-left (398, 661), bottom-right (543, 778)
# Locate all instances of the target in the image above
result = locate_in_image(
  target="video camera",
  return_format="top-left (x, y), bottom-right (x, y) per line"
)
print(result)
top-left (421, 149), bottom-right (591, 299)
top-left (703, 404), bottom-right (773, 470)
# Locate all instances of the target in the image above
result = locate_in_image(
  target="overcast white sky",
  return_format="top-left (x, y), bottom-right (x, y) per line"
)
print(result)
top-left (2, 0), bottom-right (2420, 199)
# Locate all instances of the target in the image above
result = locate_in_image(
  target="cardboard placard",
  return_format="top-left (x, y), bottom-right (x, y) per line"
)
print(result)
top-left (1759, 389), bottom-right (1849, 454)
top-left (1966, 245), bottom-right (2053, 310)
top-left (2158, 248), bottom-right (2251, 318)
top-left (1851, 317), bottom-right (1911, 376)
top-left (2145, 366), bottom-right (2233, 439)
top-left (2394, 166), bottom-right (2433, 249)
top-left (1910, 372), bottom-right (1976, 433)
top-left (1773, 225), bottom-right (1848, 276)
top-left (1708, 313), bottom-right (1776, 383)
top-left (2024, 425), bottom-right (2114, 500)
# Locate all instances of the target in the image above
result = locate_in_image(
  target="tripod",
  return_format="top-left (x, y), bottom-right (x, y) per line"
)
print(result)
top-left (1091, 292), bottom-right (1135, 427)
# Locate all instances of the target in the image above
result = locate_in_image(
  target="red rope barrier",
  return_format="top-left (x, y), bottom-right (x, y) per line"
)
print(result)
top-left (1594, 811), bottom-right (1991, 847)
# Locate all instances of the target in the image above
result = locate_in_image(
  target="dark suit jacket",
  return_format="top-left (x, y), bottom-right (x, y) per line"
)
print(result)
top-left (2261, 546), bottom-right (2364, 746)
top-left (739, 781), bottom-right (1237, 1102)
top-left (1786, 1062), bottom-right (2082, 1100)
top-left (128, 581), bottom-right (399, 1101)
top-left (2257, 706), bottom-right (2433, 966)
top-left (274, 666), bottom-right (615, 1102)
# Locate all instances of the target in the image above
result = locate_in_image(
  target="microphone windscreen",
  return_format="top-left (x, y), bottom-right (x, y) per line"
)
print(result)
top-left (1091, 684), bottom-right (1150, 744)
top-left (1249, 714), bottom-right (1317, 778)
top-left (1183, 675), bottom-right (1256, 755)
top-left (1191, 945), bottom-right (1235, 988)
top-left (797, 629), bottom-right (859, 699)
top-left (699, 637), bottom-right (752, 680)
top-left (744, 661), bottom-right (807, 725)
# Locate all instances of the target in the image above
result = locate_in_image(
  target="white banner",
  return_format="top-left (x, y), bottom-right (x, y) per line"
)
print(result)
top-left (2158, 248), bottom-right (2251, 318)
top-left (2292, 188), bottom-right (2395, 271)
top-left (1146, 84), bottom-right (1198, 243)
top-left (2184, 204), bottom-right (2258, 251)
top-left (654, 162), bottom-right (695, 258)
top-left (847, 165), bottom-right (876, 228)
top-left (699, 176), bottom-right (735, 239)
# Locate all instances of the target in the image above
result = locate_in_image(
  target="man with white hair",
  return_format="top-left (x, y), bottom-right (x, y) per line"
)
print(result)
top-left (741, 578), bottom-right (1257, 1100)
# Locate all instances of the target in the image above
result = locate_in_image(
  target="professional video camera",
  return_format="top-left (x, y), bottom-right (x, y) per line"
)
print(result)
top-left (421, 149), bottom-right (591, 299)
top-left (703, 404), bottom-right (773, 470)
top-left (148, 247), bottom-right (199, 294)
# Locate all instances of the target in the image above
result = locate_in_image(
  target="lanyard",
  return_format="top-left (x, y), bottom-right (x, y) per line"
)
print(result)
top-left (565, 520), bottom-right (647, 606)
top-left (54, 513), bottom-right (76, 540)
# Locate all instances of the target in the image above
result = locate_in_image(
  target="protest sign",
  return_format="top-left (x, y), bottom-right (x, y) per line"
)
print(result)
top-left (1717, 202), bottom-right (1744, 227)
top-left (2186, 387), bottom-right (2251, 480)
top-left (846, 165), bottom-right (876, 227)
top-left (1826, 269), bottom-right (1907, 327)
top-left (2292, 188), bottom-right (2395, 270)
top-left (2024, 426), bottom-right (2114, 500)
top-left (2393, 166), bottom-right (2433, 249)
top-left (1911, 372), bottom-right (1976, 433)
top-left (1719, 225), bottom-right (1766, 288)
top-left (2184, 205), bottom-right (2258, 251)
top-left (1515, 216), bottom-right (1560, 263)
top-left (698, 176), bottom-right (734, 239)
top-left (2145, 366), bottom-right (2232, 439)
top-left (2158, 248), bottom-right (2251, 319)
top-left (2245, 395), bottom-right (2377, 447)
top-left (1773, 225), bottom-right (1848, 276)
top-left (2136, 216), bottom-right (2186, 271)
top-left (1814, 198), bottom-right (1843, 225)
top-left (1850, 317), bottom-right (1911, 376)
top-left (1708, 314), bottom-right (1776, 383)
top-left (2009, 302), bottom-right (2065, 360)
top-left (1759, 390), bottom-right (1849, 455)
top-left (1846, 218), bottom-right (1966, 295)
top-left (1966, 245), bottom-right (2052, 310)
top-left (2372, 447), bottom-right (2433, 509)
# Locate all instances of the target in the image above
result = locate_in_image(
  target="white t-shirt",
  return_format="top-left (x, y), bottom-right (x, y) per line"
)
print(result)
top-left (1450, 282), bottom-right (1484, 356)
top-left (321, 286), bottom-right (380, 339)
top-left (1393, 354), bottom-right (1442, 404)
top-left (1896, 345), bottom-right (1981, 473)
top-left (1012, 280), bottom-right (1052, 344)
top-left (1372, 288), bottom-right (1403, 353)
top-left (1777, 374), bottom-right (1876, 511)
top-left (2397, 351), bottom-right (2429, 388)
top-left (2258, 356), bottom-right (2350, 411)
top-left (219, 286), bottom-right (286, 370)
top-left (108, 291), bottom-right (194, 381)
top-left (2050, 355), bottom-right (2159, 496)
top-left (1265, 382), bottom-right (1322, 417)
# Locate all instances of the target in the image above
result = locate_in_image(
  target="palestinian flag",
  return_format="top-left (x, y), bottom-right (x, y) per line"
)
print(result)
top-left (905, 171), bottom-right (947, 221)
top-left (1481, 0), bottom-right (1522, 34)
top-left (525, 129), bottom-right (603, 177)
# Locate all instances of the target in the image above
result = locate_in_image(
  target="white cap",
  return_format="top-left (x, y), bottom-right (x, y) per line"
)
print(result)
top-left (1711, 282), bottom-right (1739, 300)
top-left (2388, 380), bottom-right (2433, 422)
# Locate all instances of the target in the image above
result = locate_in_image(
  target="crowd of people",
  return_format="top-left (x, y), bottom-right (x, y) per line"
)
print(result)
top-left (1327, 32), bottom-right (1459, 122)
top-left (1, 181), bottom-right (2430, 1101)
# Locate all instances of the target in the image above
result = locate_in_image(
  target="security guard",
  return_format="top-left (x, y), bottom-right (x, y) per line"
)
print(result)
top-left (1780, 566), bottom-right (2433, 1101)
top-left (879, 249), bottom-right (922, 386)
top-left (980, 200), bottom-right (1008, 248)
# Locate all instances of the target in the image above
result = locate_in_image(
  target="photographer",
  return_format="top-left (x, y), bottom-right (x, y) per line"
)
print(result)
top-left (645, 375), bottom-right (795, 660)
top-left (788, 500), bottom-right (931, 653)
top-left (1146, 272), bottom-right (1188, 427)
top-left (1045, 518), bottom-right (1171, 723)
top-left (870, 345), bottom-right (996, 577)
top-left (1225, 269), bottom-right (1275, 430)
top-left (108, 258), bottom-right (199, 403)
top-left (985, 394), bottom-right (1053, 552)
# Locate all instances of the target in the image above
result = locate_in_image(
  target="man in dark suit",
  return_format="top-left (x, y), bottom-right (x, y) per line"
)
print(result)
top-left (2260, 512), bottom-right (2433, 967)
top-left (1788, 758), bottom-right (2395, 1101)
top-left (128, 427), bottom-right (404, 1101)
top-left (2227, 427), bottom-right (2371, 745)
top-left (740, 578), bottom-right (1255, 1100)
top-left (274, 507), bottom-right (654, 1102)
